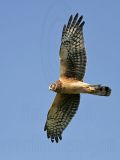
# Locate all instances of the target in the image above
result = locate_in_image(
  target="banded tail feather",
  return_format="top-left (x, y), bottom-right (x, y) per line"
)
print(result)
top-left (90, 85), bottom-right (111, 96)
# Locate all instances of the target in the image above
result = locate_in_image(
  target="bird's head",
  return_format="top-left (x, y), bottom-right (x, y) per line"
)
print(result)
top-left (49, 80), bottom-right (62, 92)
top-left (49, 83), bottom-right (57, 92)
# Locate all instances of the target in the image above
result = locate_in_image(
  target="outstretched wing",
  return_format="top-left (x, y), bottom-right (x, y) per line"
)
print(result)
top-left (60, 13), bottom-right (87, 81)
top-left (44, 93), bottom-right (80, 143)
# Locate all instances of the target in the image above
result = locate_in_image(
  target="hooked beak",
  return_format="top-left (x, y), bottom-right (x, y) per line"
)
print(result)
top-left (49, 85), bottom-right (52, 90)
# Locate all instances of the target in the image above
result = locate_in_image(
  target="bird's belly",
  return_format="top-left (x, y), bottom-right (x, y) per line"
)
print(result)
top-left (61, 81), bottom-right (90, 94)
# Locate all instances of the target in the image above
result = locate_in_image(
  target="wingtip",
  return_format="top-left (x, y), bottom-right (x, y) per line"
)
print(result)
top-left (70, 14), bottom-right (73, 19)
top-left (55, 137), bottom-right (59, 143)
top-left (75, 13), bottom-right (79, 18)
top-left (80, 21), bottom-right (85, 27)
top-left (45, 131), bottom-right (63, 143)
top-left (44, 124), bottom-right (47, 131)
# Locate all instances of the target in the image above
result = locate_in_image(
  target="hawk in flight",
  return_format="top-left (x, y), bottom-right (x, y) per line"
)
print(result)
top-left (44, 13), bottom-right (111, 143)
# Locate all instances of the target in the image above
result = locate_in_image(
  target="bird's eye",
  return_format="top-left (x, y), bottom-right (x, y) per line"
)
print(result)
top-left (51, 85), bottom-right (53, 88)
top-left (49, 84), bottom-right (56, 90)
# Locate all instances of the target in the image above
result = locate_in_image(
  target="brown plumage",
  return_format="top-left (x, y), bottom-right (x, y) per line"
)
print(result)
top-left (44, 94), bottom-right (80, 143)
top-left (44, 13), bottom-right (111, 143)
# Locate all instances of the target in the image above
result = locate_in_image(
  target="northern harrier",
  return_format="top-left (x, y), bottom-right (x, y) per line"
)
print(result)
top-left (44, 13), bottom-right (111, 143)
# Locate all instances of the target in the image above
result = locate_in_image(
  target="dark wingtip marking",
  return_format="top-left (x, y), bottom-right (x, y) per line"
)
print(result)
top-left (71, 13), bottom-right (79, 26)
top-left (75, 13), bottom-right (79, 17)
top-left (62, 24), bottom-right (66, 38)
top-left (80, 15), bottom-right (83, 21)
top-left (76, 15), bottom-right (83, 26)
top-left (47, 134), bottom-right (50, 139)
top-left (67, 15), bottom-right (73, 28)
top-left (74, 13), bottom-right (79, 20)
top-left (59, 135), bottom-right (62, 140)
top-left (46, 134), bottom-right (63, 143)
top-left (63, 24), bottom-right (66, 32)
top-left (80, 21), bottom-right (85, 28)
top-left (51, 139), bottom-right (54, 143)
top-left (55, 137), bottom-right (59, 143)
top-left (69, 14), bottom-right (73, 20)
top-left (44, 125), bottom-right (47, 131)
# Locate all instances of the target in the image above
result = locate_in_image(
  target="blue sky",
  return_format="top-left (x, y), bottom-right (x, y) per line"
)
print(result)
top-left (0, 0), bottom-right (120, 159)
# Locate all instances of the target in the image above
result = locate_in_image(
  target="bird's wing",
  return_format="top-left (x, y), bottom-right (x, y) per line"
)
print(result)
top-left (60, 13), bottom-right (87, 81)
top-left (44, 93), bottom-right (80, 143)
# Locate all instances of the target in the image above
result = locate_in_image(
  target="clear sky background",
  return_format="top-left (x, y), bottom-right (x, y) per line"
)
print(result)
top-left (0, 0), bottom-right (120, 159)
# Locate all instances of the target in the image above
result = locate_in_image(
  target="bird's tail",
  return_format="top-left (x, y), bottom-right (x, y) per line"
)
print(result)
top-left (89, 85), bottom-right (111, 96)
